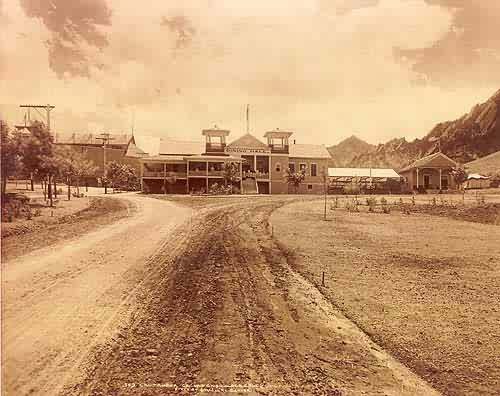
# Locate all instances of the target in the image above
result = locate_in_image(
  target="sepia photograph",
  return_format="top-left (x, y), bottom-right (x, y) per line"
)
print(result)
top-left (1, 1), bottom-right (499, 395)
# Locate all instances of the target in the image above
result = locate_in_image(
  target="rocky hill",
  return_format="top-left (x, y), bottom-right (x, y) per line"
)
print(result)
top-left (466, 150), bottom-right (500, 176)
top-left (349, 88), bottom-right (500, 170)
top-left (327, 135), bottom-right (375, 167)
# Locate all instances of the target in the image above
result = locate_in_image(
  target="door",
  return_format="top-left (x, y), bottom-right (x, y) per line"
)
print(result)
top-left (424, 175), bottom-right (430, 189)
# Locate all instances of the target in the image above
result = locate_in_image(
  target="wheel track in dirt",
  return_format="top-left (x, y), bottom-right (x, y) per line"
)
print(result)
top-left (67, 198), bottom-right (441, 396)
top-left (52, 219), bottom-right (194, 396)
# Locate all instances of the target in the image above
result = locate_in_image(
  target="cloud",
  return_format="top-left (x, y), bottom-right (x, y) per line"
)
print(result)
top-left (328, 0), bottom-right (380, 15)
top-left (160, 15), bottom-right (196, 49)
top-left (1, 0), bottom-right (498, 145)
top-left (394, 1), bottom-right (500, 87)
top-left (19, 0), bottom-right (111, 77)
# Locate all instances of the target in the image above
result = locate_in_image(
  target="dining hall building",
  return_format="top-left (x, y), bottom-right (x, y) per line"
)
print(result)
top-left (139, 128), bottom-right (331, 194)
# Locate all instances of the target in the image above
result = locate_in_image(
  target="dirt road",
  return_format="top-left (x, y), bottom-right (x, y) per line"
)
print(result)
top-left (1, 194), bottom-right (192, 396)
top-left (66, 197), bottom-right (440, 395)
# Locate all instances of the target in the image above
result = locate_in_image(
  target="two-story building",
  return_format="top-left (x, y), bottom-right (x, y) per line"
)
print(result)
top-left (139, 128), bottom-right (331, 194)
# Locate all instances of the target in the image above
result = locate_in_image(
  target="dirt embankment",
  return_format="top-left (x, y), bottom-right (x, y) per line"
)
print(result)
top-left (68, 198), bottom-right (438, 396)
top-left (271, 200), bottom-right (500, 396)
top-left (399, 202), bottom-right (500, 225)
top-left (1, 197), bottom-right (132, 261)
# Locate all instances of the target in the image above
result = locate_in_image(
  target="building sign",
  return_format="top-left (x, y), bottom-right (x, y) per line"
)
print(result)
top-left (225, 147), bottom-right (270, 154)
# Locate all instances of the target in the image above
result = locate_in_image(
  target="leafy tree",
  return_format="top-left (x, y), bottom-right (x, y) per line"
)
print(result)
top-left (17, 121), bottom-right (53, 191)
top-left (106, 162), bottom-right (139, 192)
top-left (54, 146), bottom-right (96, 200)
top-left (285, 168), bottom-right (306, 194)
top-left (222, 162), bottom-right (240, 193)
top-left (451, 167), bottom-right (468, 190)
top-left (39, 154), bottom-right (61, 206)
top-left (74, 155), bottom-right (97, 195)
top-left (1, 120), bottom-right (21, 197)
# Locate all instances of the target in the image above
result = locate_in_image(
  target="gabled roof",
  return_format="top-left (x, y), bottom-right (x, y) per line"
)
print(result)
top-left (399, 152), bottom-right (457, 173)
top-left (125, 142), bottom-right (148, 158)
top-left (227, 133), bottom-right (269, 150)
top-left (134, 135), bottom-right (161, 156)
top-left (328, 168), bottom-right (400, 178)
top-left (290, 144), bottom-right (331, 159)
top-left (159, 139), bottom-right (205, 155)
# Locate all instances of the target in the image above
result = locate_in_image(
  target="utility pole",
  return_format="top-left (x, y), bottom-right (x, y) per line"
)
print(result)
top-left (323, 169), bottom-right (328, 220)
top-left (20, 104), bottom-right (56, 140)
top-left (96, 133), bottom-right (115, 194)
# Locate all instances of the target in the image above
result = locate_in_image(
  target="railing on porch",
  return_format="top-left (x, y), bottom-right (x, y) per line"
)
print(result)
top-left (208, 170), bottom-right (224, 176)
top-left (243, 170), bottom-right (269, 179)
top-left (143, 171), bottom-right (164, 177)
top-left (189, 169), bottom-right (207, 176)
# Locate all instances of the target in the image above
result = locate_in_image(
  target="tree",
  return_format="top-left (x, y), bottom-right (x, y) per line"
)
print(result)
top-left (39, 154), bottom-right (61, 207)
top-left (222, 162), bottom-right (240, 193)
top-left (1, 120), bottom-right (21, 197)
top-left (451, 167), bottom-right (468, 190)
top-left (284, 168), bottom-right (306, 194)
top-left (105, 162), bottom-right (139, 192)
top-left (74, 156), bottom-right (97, 195)
top-left (54, 146), bottom-right (92, 200)
top-left (17, 121), bottom-right (53, 191)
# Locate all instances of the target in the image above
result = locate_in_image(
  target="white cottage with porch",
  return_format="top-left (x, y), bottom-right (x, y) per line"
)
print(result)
top-left (399, 152), bottom-right (458, 192)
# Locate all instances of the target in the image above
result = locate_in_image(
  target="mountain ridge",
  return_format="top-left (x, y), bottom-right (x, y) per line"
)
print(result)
top-left (347, 88), bottom-right (500, 171)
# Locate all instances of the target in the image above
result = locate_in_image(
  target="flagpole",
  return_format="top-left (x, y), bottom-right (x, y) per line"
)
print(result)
top-left (246, 104), bottom-right (249, 134)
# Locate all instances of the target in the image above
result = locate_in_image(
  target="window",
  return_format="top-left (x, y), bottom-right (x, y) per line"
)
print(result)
top-left (299, 163), bottom-right (307, 174)
top-left (307, 184), bottom-right (313, 190)
top-left (275, 163), bottom-right (281, 172)
top-left (310, 163), bottom-right (317, 177)
top-left (289, 163), bottom-right (295, 173)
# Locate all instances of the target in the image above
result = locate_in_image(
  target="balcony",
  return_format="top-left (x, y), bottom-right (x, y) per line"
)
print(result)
top-left (205, 143), bottom-right (226, 153)
top-left (143, 170), bottom-right (164, 178)
top-left (189, 169), bottom-right (207, 176)
top-left (166, 171), bottom-right (187, 178)
top-left (208, 170), bottom-right (224, 177)
top-left (269, 144), bottom-right (289, 154)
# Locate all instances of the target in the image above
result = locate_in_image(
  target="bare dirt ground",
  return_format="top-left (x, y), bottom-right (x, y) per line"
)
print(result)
top-left (1, 194), bottom-right (192, 396)
top-left (271, 200), bottom-right (500, 395)
top-left (65, 195), bottom-right (440, 396)
top-left (1, 196), bottom-right (131, 260)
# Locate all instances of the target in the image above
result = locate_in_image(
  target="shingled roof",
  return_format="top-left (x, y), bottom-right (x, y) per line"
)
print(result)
top-left (226, 133), bottom-right (269, 150)
top-left (290, 144), bottom-right (331, 159)
top-left (159, 139), bottom-right (205, 156)
top-left (399, 152), bottom-right (457, 173)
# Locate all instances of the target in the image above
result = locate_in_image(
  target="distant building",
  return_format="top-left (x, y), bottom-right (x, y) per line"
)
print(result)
top-left (139, 128), bottom-right (331, 194)
top-left (55, 133), bottom-right (141, 185)
top-left (327, 168), bottom-right (402, 193)
top-left (399, 152), bottom-right (458, 191)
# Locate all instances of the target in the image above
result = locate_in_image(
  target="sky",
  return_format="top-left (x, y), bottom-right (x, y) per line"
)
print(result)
top-left (1, 0), bottom-right (499, 146)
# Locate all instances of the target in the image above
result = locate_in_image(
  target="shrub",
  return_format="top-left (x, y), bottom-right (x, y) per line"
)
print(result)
top-left (330, 197), bottom-right (339, 210)
top-left (344, 184), bottom-right (361, 195)
top-left (366, 197), bottom-right (377, 212)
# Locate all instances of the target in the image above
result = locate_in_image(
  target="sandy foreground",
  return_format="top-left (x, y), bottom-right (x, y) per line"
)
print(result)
top-left (2, 193), bottom-right (496, 395)
top-left (1, 194), bottom-right (192, 395)
top-left (61, 195), bottom-right (437, 395)
top-left (270, 200), bottom-right (500, 395)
